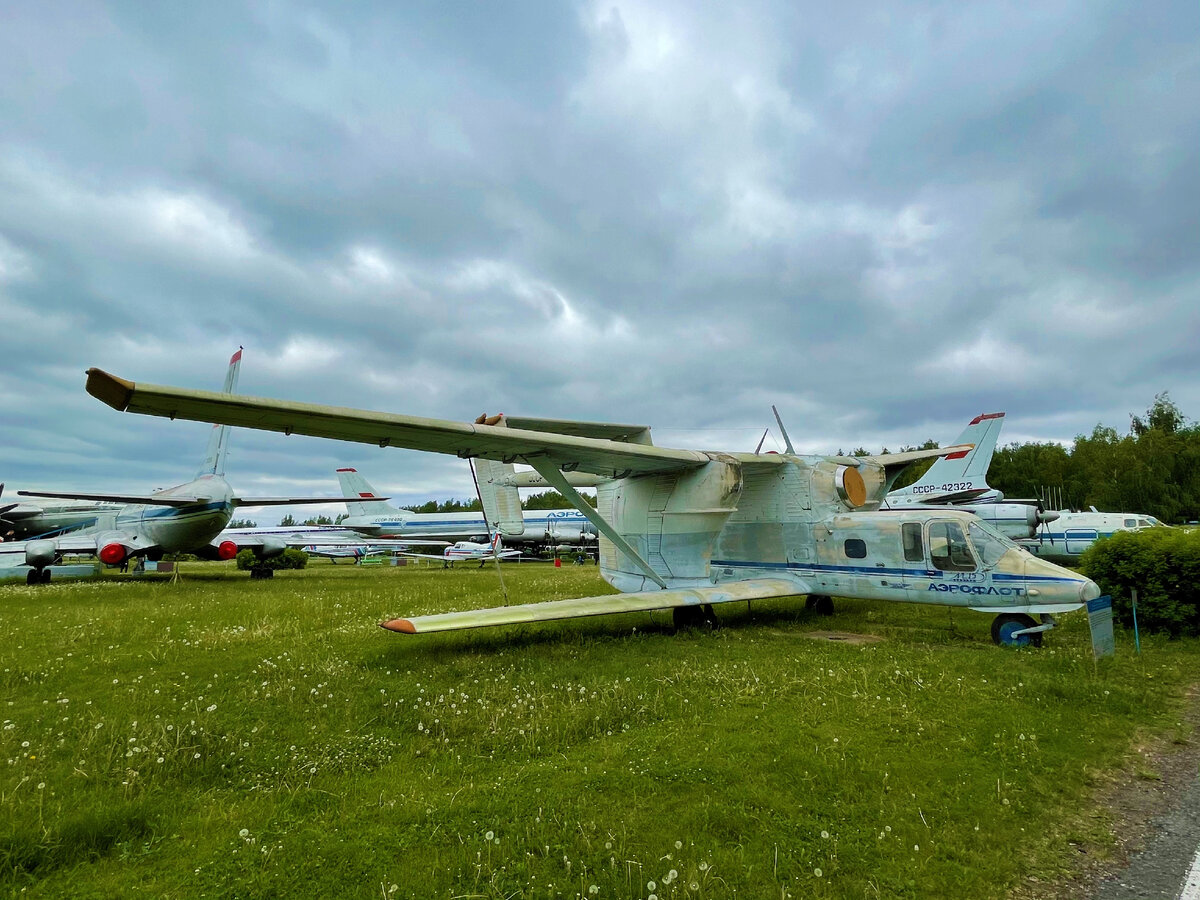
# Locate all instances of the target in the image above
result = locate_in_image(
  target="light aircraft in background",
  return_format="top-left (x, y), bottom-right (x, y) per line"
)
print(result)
top-left (1021, 508), bottom-right (1166, 564)
top-left (1, 350), bottom-right (359, 584)
top-left (208, 525), bottom-right (447, 574)
top-left (86, 368), bottom-right (1101, 647)
top-left (334, 467), bottom-right (597, 546)
top-left (881, 412), bottom-right (1058, 540)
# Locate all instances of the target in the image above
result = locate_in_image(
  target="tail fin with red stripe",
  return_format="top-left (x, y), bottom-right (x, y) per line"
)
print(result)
top-left (890, 412), bottom-right (1005, 502)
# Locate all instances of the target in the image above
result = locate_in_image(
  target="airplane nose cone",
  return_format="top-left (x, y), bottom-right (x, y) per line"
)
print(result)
top-left (1079, 579), bottom-right (1101, 603)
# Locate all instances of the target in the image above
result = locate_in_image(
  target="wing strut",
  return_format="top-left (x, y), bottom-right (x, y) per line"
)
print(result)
top-left (527, 461), bottom-right (668, 590)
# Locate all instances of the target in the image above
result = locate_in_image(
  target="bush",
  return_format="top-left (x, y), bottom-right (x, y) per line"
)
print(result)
top-left (234, 548), bottom-right (309, 571)
top-left (1079, 529), bottom-right (1200, 636)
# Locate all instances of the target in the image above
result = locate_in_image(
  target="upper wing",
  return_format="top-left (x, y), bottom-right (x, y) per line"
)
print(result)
top-left (86, 370), bottom-right (708, 478)
top-left (381, 577), bottom-right (805, 634)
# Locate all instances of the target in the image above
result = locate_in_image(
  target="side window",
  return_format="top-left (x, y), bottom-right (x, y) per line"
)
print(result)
top-left (928, 521), bottom-right (976, 572)
top-left (844, 538), bottom-right (867, 559)
top-left (901, 523), bottom-right (923, 562)
top-left (1136, 519), bottom-right (1150, 528)
top-left (1124, 518), bottom-right (1136, 528)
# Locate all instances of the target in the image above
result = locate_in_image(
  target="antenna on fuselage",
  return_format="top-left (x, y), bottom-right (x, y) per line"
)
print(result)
top-left (754, 428), bottom-right (769, 455)
top-left (771, 406), bottom-right (796, 455)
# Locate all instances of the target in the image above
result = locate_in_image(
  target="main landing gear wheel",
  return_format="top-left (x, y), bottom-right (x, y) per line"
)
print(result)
top-left (805, 595), bottom-right (834, 616)
top-left (27, 569), bottom-right (42, 586)
top-left (991, 613), bottom-right (1042, 648)
top-left (672, 604), bottom-right (719, 630)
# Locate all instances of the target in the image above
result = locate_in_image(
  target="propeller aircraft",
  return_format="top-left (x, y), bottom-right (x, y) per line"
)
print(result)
top-left (83, 369), bottom-right (1101, 646)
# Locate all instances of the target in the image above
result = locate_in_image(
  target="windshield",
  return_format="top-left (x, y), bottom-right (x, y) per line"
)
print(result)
top-left (968, 520), bottom-right (1018, 569)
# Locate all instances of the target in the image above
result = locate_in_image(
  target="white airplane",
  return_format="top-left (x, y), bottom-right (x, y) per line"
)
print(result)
top-left (85, 369), bottom-right (1102, 647)
top-left (334, 467), bottom-right (597, 546)
top-left (881, 412), bottom-right (1058, 540)
top-left (209, 525), bottom-right (447, 573)
top-left (0, 483), bottom-right (121, 542)
top-left (1021, 508), bottom-right (1166, 564)
top-left (1, 350), bottom-right (361, 584)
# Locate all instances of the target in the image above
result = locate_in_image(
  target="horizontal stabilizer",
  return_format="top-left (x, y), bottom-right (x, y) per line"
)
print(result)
top-left (233, 496), bottom-right (383, 507)
top-left (380, 577), bottom-right (804, 634)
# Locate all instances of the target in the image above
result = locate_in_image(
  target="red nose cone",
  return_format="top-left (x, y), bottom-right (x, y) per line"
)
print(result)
top-left (99, 543), bottom-right (126, 565)
top-left (217, 540), bottom-right (239, 560)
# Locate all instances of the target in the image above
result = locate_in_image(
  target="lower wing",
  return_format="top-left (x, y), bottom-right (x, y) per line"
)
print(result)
top-left (381, 577), bottom-right (806, 634)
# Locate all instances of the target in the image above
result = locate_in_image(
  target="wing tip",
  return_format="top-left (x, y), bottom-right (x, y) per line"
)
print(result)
top-left (86, 368), bottom-right (135, 411)
top-left (380, 618), bottom-right (417, 634)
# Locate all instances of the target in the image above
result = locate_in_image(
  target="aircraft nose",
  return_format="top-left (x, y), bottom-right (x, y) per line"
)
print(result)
top-left (1079, 579), bottom-right (1101, 603)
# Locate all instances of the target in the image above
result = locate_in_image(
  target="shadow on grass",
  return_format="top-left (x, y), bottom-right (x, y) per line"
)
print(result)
top-left (0, 800), bottom-right (158, 880)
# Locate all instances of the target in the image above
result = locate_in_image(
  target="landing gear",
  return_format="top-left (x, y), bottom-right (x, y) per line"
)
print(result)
top-left (249, 566), bottom-right (274, 580)
top-left (24, 568), bottom-right (51, 585)
top-left (672, 604), bottom-right (719, 630)
top-left (991, 613), bottom-right (1043, 648)
top-left (805, 595), bottom-right (834, 616)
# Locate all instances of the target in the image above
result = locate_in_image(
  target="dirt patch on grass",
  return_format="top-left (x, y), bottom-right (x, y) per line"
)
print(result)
top-left (1013, 683), bottom-right (1200, 899)
top-left (800, 630), bottom-right (885, 645)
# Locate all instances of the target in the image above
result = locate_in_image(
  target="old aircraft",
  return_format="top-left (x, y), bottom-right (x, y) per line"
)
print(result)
top-left (83, 369), bottom-right (1101, 646)
top-left (1, 350), bottom-right (360, 583)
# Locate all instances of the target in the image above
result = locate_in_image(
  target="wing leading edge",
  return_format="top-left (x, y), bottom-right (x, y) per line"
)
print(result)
top-left (380, 577), bottom-right (806, 635)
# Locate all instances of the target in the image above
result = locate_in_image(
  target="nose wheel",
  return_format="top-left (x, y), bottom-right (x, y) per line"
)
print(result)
top-left (991, 613), bottom-right (1045, 647)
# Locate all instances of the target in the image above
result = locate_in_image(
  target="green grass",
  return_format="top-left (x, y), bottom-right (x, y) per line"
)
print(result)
top-left (1, 561), bottom-right (1197, 899)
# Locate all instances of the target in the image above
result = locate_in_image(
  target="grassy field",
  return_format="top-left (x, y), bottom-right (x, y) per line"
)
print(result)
top-left (2, 560), bottom-right (1197, 899)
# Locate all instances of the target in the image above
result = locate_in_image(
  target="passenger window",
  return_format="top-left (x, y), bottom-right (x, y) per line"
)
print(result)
top-left (844, 539), bottom-right (867, 559)
top-left (1124, 518), bottom-right (1136, 528)
top-left (901, 523), bottom-right (923, 562)
top-left (928, 522), bottom-right (976, 572)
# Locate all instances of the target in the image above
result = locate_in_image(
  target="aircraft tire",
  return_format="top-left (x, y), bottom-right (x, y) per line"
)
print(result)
top-left (805, 595), bottom-right (834, 616)
top-left (41, 569), bottom-right (51, 584)
top-left (991, 613), bottom-right (1042, 648)
top-left (27, 569), bottom-right (40, 586)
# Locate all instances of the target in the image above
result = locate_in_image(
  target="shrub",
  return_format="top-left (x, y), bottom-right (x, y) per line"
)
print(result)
top-left (234, 548), bottom-right (309, 571)
top-left (1080, 528), bottom-right (1200, 636)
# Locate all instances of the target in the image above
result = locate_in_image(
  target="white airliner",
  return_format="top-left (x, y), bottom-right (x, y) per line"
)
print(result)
top-left (1, 349), bottom-right (358, 584)
top-left (0, 484), bottom-right (121, 542)
top-left (335, 467), bottom-right (597, 546)
top-left (1021, 509), bottom-right (1165, 563)
top-left (882, 412), bottom-right (1058, 541)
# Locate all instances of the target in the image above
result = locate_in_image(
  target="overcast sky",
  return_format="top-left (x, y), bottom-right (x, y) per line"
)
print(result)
top-left (1, 1), bottom-right (1197, 520)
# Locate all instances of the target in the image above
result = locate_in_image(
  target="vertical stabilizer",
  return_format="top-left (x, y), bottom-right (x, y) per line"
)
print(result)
top-left (197, 347), bottom-right (242, 476)
top-left (336, 468), bottom-right (400, 519)
top-left (473, 458), bottom-right (525, 536)
top-left (894, 412), bottom-right (1005, 498)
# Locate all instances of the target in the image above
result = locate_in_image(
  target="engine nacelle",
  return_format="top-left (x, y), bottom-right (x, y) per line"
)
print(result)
top-left (25, 539), bottom-right (57, 569)
top-left (258, 537), bottom-right (287, 559)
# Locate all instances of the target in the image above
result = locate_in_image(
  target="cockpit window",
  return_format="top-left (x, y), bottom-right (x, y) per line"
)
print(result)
top-left (1136, 518), bottom-right (1150, 528)
top-left (968, 521), bottom-right (1011, 569)
top-left (929, 521), bottom-right (976, 572)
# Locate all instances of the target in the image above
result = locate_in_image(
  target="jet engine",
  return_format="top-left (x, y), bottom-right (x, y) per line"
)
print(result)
top-left (95, 534), bottom-right (136, 566)
top-left (216, 540), bottom-right (239, 560)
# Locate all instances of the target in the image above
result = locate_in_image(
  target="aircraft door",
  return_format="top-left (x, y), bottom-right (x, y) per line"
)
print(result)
top-left (1064, 529), bottom-right (1098, 555)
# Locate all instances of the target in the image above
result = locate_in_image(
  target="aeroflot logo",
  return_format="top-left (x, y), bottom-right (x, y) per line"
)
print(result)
top-left (546, 511), bottom-right (585, 518)
top-left (928, 584), bottom-right (1025, 596)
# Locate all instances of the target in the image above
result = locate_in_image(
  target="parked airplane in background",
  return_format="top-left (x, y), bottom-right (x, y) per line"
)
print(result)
top-left (86, 368), bottom-right (1102, 646)
top-left (0, 484), bottom-right (120, 541)
top-left (881, 412), bottom-right (1058, 541)
top-left (208, 525), bottom-right (446, 573)
top-left (335, 467), bottom-right (597, 547)
top-left (1022, 508), bottom-right (1166, 564)
top-left (1, 350), bottom-right (357, 584)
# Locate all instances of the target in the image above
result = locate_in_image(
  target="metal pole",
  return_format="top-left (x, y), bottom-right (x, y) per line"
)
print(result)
top-left (1131, 587), bottom-right (1141, 654)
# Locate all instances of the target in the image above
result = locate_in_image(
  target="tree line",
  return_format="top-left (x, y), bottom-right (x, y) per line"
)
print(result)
top-left (895, 394), bottom-right (1198, 523)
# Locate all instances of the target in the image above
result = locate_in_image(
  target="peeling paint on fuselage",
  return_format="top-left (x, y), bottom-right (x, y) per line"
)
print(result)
top-left (597, 454), bottom-right (1096, 616)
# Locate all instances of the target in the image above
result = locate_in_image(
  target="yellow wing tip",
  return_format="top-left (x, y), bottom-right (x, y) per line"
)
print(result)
top-left (380, 618), bottom-right (417, 634)
top-left (86, 368), bottom-right (135, 411)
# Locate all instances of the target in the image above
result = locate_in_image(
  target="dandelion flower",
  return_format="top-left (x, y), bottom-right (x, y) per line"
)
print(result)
top-left (647, 881), bottom-right (656, 891)
top-left (675, 840), bottom-right (682, 849)
top-left (821, 830), bottom-right (830, 839)
top-left (814, 868), bottom-right (823, 878)
top-left (239, 829), bottom-right (249, 838)
top-left (485, 831), bottom-right (494, 841)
